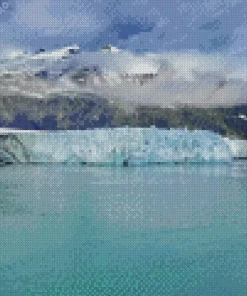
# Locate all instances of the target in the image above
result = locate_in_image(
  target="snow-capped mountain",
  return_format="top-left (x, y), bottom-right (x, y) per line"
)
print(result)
top-left (0, 44), bottom-right (247, 109)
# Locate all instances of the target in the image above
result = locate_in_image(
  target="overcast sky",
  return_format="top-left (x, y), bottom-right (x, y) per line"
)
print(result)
top-left (0, 0), bottom-right (247, 54)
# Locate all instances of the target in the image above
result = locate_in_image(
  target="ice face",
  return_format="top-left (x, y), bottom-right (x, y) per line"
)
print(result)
top-left (0, 127), bottom-right (232, 165)
top-left (223, 138), bottom-right (247, 159)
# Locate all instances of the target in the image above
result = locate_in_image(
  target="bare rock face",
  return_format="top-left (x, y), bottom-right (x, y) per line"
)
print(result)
top-left (0, 93), bottom-right (246, 139)
top-left (0, 94), bottom-right (117, 130)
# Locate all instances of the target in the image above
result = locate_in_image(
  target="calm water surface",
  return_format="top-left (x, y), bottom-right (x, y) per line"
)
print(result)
top-left (0, 161), bottom-right (247, 295)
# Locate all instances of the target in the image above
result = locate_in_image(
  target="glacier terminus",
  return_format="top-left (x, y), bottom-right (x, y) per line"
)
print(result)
top-left (0, 127), bottom-right (233, 165)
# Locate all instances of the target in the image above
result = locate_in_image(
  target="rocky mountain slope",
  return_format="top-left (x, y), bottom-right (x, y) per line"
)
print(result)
top-left (0, 94), bottom-right (246, 139)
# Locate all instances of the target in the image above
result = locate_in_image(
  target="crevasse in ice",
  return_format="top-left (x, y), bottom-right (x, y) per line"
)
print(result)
top-left (4, 127), bottom-right (232, 164)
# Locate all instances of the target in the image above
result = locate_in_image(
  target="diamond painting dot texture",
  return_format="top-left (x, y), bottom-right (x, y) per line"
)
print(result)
top-left (0, 0), bottom-right (247, 295)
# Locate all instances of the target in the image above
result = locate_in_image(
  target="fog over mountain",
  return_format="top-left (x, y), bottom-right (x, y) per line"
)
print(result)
top-left (0, 46), bottom-right (247, 110)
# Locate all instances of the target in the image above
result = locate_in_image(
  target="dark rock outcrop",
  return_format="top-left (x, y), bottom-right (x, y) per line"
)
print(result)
top-left (0, 95), bottom-right (246, 139)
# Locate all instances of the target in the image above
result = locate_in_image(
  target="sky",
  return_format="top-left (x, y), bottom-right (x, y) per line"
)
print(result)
top-left (0, 0), bottom-right (247, 54)
top-left (0, 0), bottom-right (247, 108)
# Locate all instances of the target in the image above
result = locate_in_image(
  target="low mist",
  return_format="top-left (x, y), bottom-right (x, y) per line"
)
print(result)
top-left (0, 47), bottom-right (247, 110)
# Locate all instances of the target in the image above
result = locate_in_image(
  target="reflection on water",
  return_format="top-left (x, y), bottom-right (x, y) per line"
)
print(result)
top-left (0, 161), bottom-right (247, 295)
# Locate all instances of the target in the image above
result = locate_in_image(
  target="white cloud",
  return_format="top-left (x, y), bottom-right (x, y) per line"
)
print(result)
top-left (1, 45), bottom-right (247, 108)
top-left (77, 50), bottom-right (247, 108)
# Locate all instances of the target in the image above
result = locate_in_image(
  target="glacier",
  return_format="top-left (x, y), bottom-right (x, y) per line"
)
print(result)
top-left (0, 127), bottom-right (232, 165)
top-left (223, 138), bottom-right (247, 159)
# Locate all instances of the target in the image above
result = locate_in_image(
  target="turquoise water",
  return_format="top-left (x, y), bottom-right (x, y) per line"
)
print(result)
top-left (0, 162), bottom-right (247, 295)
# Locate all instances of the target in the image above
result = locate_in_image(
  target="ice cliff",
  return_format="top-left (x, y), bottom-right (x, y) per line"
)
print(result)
top-left (0, 127), bottom-right (232, 165)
